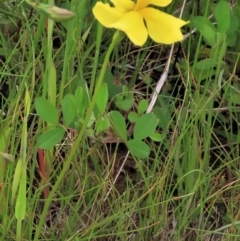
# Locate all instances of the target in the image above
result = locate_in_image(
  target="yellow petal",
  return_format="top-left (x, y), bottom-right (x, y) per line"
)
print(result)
top-left (140, 8), bottom-right (188, 44)
top-left (111, 0), bottom-right (135, 11)
top-left (135, 0), bottom-right (172, 10)
top-left (110, 11), bottom-right (148, 46)
top-left (93, 2), bottom-right (124, 27)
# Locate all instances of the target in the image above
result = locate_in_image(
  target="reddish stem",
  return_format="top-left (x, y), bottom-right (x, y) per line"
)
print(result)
top-left (37, 148), bottom-right (49, 199)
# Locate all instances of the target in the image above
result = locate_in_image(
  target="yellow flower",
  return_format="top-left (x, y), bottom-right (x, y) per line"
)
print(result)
top-left (93, 0), bottom-right (189, 46)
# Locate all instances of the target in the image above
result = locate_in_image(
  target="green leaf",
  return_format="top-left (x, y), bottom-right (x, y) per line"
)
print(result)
top-left (149, 132), bottom-right (163, 142)
top-left (95, 116), bottom-right (110, 135)
top-left (87, 112), bottom-right (96, 128)
top-left (96, 83), bottom-right (108, 114)
top-left (214, 1), bottom-right (230, 33)
top-left (108, 111), bottom-right (127, 141)
top-left (228, 92), bottom-right (240, 105)
top-left (216, 32), bottom-right (227, 45)
top-left (134, 113), bottom-right (158, 140)
top-left (75, 86), bottom-right (84, 104)
top-left (227, 32), bottom-right (236, 47)
top-left (128, 112), bottom-right (139, 122)
top-left (75, 86), bottom-right (89, 117)
top-left (191, 16), bottom-right (216, 47)
top-left (62, 94), bottom-right (76, 126)
top-left (227, 15), bottom-right (239, 33)
top-left (75, 86), bottom-right (84, 108)
top-left (115, 98), bottom-right (135, 111)
top-left (103, 69), bottom-right (122, 99)
top-left (194, 58), bottom-right (218, 70)
top-left (126, 139), bottom-right (150, 158)
top-left (137, 99), bottom-right (148, 114)
top-left (36, 127), bottom-right (65, 149)
top-left (153, 106), bottom-right (171, 129)
top-left (35, 97), bottom-right (58, 124)
top-left (143, 75), bottom-right (153, 85)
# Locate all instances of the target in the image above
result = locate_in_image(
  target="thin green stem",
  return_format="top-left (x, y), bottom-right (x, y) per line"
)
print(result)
top-left (89, 23), bottom-right (103, 96)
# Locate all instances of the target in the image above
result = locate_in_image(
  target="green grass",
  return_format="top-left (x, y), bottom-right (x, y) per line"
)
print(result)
top-left (1, 0), bottom-right (240, 240)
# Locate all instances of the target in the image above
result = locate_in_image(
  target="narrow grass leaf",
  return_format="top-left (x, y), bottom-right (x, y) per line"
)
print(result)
top-left (109, 111), bottom-right (127, 141)
top-left (35, 97), bottom-right (59, 124)
top-left (15, 161), bottom-right (26, 221)
top-left (127, 139), bottom-right (150, 158)
top-left (48, 61), bottom-right (57, 106)
top-left (82, 25), bottom-right (92, 42)
top-left (0, 152), bottom-right (14, 163)
top-left (217, 69), bottom-right (224, 88)
top-left (0, 126), bottom-right (11, 172)
top-left (134, 113), bottom-right (158, 140)
top-left (11, 159), bottom-right (23, 205)
top-left (96, 83), bottom-right (108, 114)
top-left (24, 84), bottom-right (31, 117)
top-left (36, 127), bottom-right (65, 149)
top-left (0, 127), bottom-right (12, 214)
